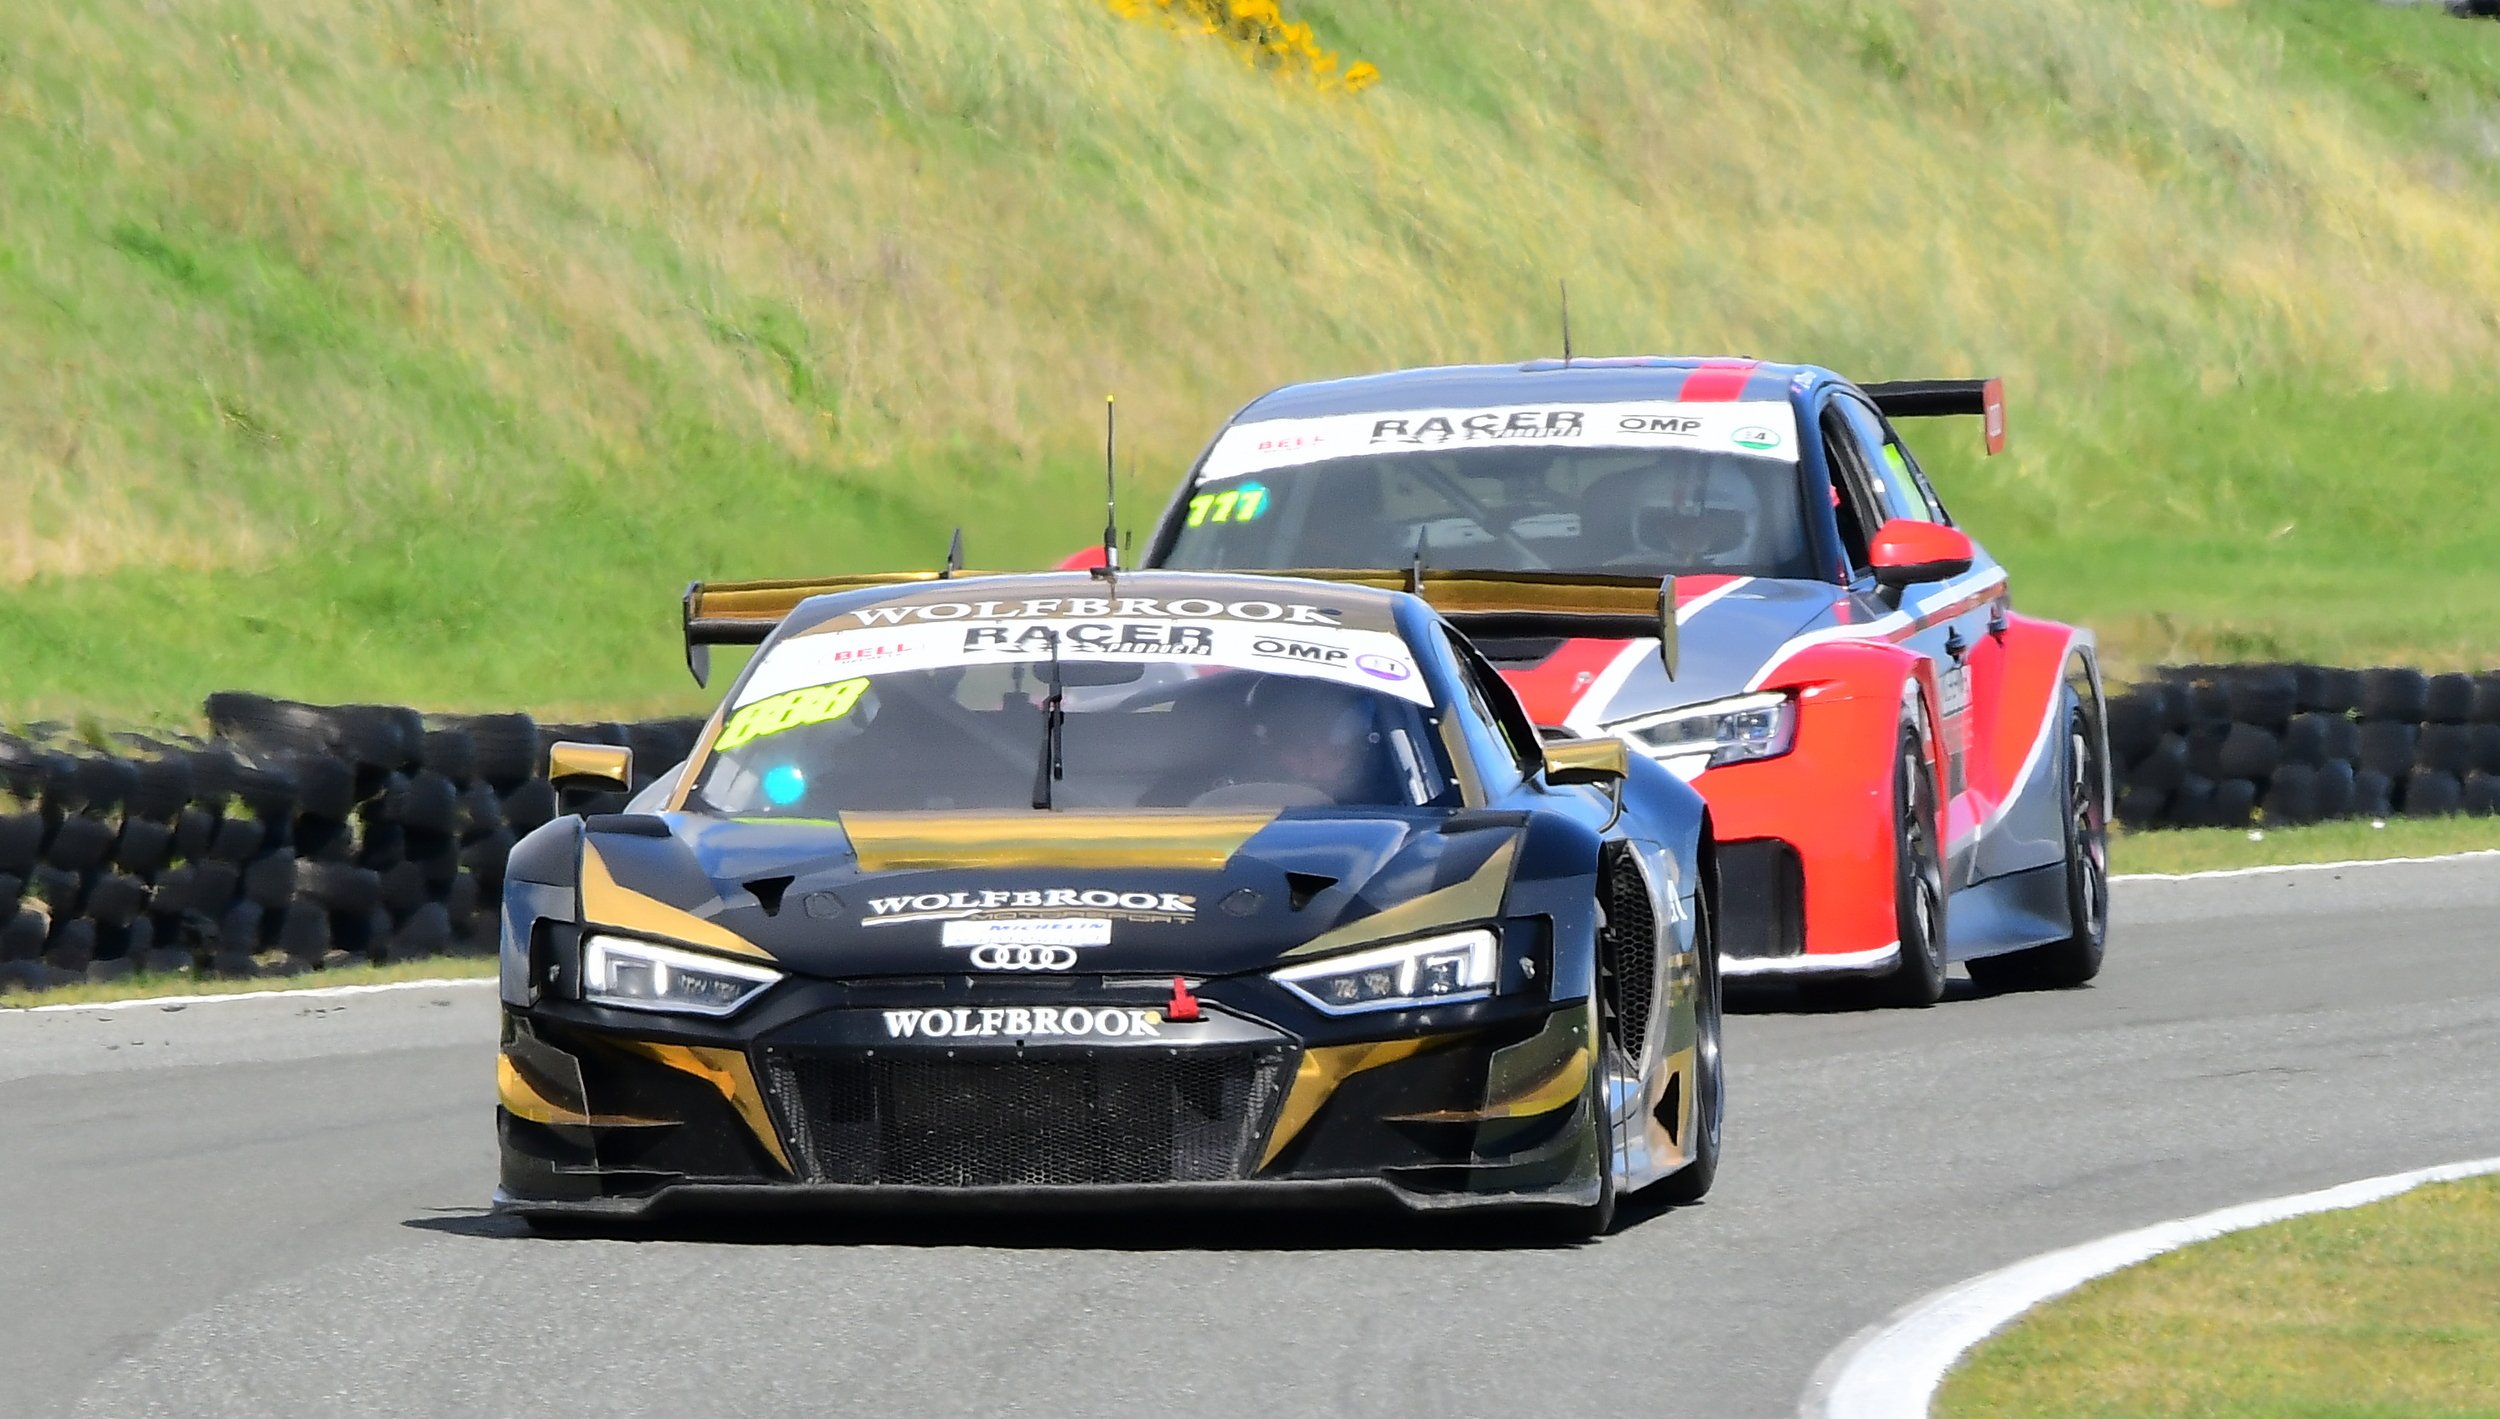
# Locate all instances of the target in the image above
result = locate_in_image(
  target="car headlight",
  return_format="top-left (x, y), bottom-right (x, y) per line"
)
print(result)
top-left (1607, 691), bottom-right (1797, 769)
top-left (582, 934), bottom-right (782, 1017)
top-left (1272, 929), bottom-right (1498, 1014)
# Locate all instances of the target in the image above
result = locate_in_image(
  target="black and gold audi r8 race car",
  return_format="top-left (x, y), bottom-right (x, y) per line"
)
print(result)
top-left (493, 569), bottom-right (1721, 1235)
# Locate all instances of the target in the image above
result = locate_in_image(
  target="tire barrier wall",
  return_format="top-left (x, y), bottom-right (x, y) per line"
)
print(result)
top-left (2, 664), bottom-right (2487, 992)
top-left (0, 695), bottom-right (703, 994)
top-left (2108, 665), bottom-right (2500, 831)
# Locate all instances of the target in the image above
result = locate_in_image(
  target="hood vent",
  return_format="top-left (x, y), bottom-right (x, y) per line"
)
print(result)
top-left (746, 875), bottom-right (794, 917)
top-left (1283, 871), bottom-right (1338, 912)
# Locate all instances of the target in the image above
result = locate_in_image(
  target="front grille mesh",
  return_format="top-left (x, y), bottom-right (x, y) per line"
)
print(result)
top-left (1599, 843), bottom-right (1658, 1056)
top-left (760, 1048), bottom-right (1290, 1187)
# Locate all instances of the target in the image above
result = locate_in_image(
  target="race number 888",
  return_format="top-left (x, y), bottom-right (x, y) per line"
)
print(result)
top-left (715, 678), bottom-right (868, 751)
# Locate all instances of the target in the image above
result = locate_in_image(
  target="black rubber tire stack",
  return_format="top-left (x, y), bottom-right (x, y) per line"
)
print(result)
top-left (0, 694), bottom-right (703, 996)
top-left (2101, 662), bottom-right (2500, 831)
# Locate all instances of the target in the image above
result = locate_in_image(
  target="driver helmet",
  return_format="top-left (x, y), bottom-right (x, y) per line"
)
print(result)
top-left (1622, 463), bottom-right (1758, 567)
top-left (1244, 675), bottom-right (1380, 787)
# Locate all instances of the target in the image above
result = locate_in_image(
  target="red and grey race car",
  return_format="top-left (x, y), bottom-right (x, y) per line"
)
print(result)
top-left (1105, 358), bottom-right (2108, 1005)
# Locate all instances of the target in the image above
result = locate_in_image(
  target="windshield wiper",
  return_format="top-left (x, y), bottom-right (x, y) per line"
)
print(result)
top-left (1031, 630), bottom-right (1065, 811)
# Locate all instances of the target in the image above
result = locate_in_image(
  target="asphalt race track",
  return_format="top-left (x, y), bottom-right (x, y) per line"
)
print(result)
top-left (6, 860), bottom-right (2496, 1419)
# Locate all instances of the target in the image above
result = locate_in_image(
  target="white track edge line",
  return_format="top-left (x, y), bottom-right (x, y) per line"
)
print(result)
top-left (2112, 847), bottom-right (2500, 882)
top-left (1801, 1153), bottom-right (2500, 1419)
top-left (10, 976), bottom-right (497, 1014)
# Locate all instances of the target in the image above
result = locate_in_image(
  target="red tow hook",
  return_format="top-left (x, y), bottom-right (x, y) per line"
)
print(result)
top-left (1166, 976), bottom-right (1203, 1022)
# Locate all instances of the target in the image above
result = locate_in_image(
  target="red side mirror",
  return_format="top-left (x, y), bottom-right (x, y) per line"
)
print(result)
top-left (1868, 520), bottom-right (1975, 589)
top-left (1057, 546), bottom-right (1110, 572)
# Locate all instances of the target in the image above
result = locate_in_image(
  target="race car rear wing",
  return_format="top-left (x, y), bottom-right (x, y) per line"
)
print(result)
top-left (1269, 568), bottom-right (1681, 680)
top-left (681, 572), bottom-right (982, 685)
top-left (1861, 377), bottom-right (2007, 455)
top-left (679, 568), bottom-right (1679, 684)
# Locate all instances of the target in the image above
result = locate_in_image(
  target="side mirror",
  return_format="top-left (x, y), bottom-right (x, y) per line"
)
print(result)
top-left (548, 742), bottom-right (633, 795)
top-left (1057, 546), bottom-right (1110, 572)
top-left (1869, 519), bottom-right (1975, 590)
top-left (1543, 736), bottom-right (1630, 786)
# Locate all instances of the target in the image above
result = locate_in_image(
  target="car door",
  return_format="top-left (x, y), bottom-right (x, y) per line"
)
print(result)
top-left (1820, 391), bottom-right (2002, 878)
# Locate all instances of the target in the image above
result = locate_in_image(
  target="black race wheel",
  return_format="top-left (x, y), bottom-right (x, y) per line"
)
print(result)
top-left (1971, 695), bottom-right (2109, 992)
top-left (1880, 718), bottom-right (1950, 1008)
top-left (1651, 889), bottom-right (1721, 1205)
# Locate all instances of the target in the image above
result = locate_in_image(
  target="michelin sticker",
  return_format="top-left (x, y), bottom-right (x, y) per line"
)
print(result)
top-left (1198, 400), bottom-right (1801, 480)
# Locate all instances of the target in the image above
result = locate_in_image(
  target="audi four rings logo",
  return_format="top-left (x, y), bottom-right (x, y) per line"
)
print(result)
top-left (966, 943), bottom-right (1082, 971)
top-left (938, 916), bottom-right (1113, 973)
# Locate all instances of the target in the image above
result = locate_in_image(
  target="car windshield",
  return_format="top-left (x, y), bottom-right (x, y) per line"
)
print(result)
top-left (690, 614), bottom-right (1459, 815)
top-left (1163, 400), bottom-right (1818, 579)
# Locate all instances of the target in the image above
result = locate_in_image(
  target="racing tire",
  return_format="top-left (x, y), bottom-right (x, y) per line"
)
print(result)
top-left (2417, 723), bottom-right (2475, 778)
top-left (2473, 674), bottom-right (2500, 726)
top-left (0, 812), bottom-right (42, 875)
top-left (465, 714), bottom-right (541, 791)
top-left (2216, 724), bottom-right (2280, 781)
top-left (2353, 769), bottom-right (2396, 820)
top-left (44, 816), bottom-right (115, 873)
top-left (1969, 697), bottom-right (2109, 993)
top-left (2280, 713), bottom-right (2333, 769)
top-left (2226, 667), bottom-right (2297, 730)
top-left (1648, 890), bottom-right (1722, 1206)
top-left (420, 728), bottom-right (476, 785)
top-left (2314, 760), bottom-right (2358, 820)
top-left (2361, 668), bottom-right (2430, 724)
top-left (2402, 769), bottom-right (2463, 818)
top-left (2126, 734), bottom-right (2188, 793)
top-left (85, 873), bottom-right (150, 930)
top-left (2261, 763), bottom-right (2321, 827)
top-left (501, 780), bottom-right (558, 837)
top-left (1876, 717), bottom-right (1948, 1008)
top-left (113, 818), bottom-right (175, 876)
top-left (2210, 778), bottom-right (2258, 827)
top-left (1530, 1004), bottom-right (1618, 1242)
top-left (2311, 668), bottom-right (2364, 717)
top-left (0, 908), bottom-right (45, 962)
top-left (2426, 674), bottom-right (2475, 725)
top-left (2105, 694), bottom-right (2162, 766)
top-left (2115, 785), bottom-right (2168, 830)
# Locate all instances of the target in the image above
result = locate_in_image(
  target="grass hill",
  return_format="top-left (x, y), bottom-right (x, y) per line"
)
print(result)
top-left (3, 0), bottom-right (2498, 720)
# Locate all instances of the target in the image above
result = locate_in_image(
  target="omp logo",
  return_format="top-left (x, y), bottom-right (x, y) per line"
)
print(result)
top-left (850, 598), bottom-right (1338, 627)
top-left (1618, 414), bottom-right (1703, 435)
top-left (1251, 636), bottom-right (1347, 665)
top-left (880, 1006), bottom-right (1164, 1040)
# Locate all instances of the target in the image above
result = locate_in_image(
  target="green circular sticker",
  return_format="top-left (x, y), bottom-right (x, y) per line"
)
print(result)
top-left (1733, 426), bottom-right (1781, 451)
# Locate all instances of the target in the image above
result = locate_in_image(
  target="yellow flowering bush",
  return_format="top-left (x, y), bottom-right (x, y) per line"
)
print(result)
top-left (1106, 0), bottom-right (1379, 93)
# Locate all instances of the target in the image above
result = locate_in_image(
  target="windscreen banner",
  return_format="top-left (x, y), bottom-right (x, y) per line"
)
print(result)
top-left (1198, 399), bottom-right (1800, 481)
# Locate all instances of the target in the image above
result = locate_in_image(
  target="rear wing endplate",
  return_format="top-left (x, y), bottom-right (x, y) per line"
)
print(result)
top-left (681, 572), bottom-right (985, 685)
top-left (1862, 377), bottom-right (2007, 456)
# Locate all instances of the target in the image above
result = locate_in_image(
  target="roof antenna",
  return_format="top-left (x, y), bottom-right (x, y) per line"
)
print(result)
top-left (939, 526), bottom-right (964, 579)
top-left (1559, 280), bottom-right (1573, 367)
top-left (1407, 526), bottom-right (1427, 595)
top-left (1093, 394), bottom-right (1120, 582)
